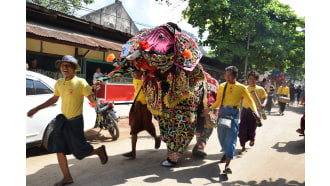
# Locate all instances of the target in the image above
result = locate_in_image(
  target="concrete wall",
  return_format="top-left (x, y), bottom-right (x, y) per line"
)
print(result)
top-left (81, 1), bottom-right (139, 35)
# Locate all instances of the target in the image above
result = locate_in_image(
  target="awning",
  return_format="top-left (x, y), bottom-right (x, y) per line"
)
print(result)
top-left (26, 23), bottom-right (123, 51)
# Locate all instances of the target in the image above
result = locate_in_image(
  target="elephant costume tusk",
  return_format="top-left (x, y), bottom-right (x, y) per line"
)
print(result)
top-left (126, 50), bottom-right (141, 60)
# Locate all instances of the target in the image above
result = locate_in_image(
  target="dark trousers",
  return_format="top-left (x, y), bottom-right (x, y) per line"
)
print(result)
top-left (47, 114), bottom-right (93, 160)
top-left (238, 108), bottom-right (257, 147)
top-left (265, 95), bottom-right (273, 112)
top-left (279, 102), bottom-right (286, 112)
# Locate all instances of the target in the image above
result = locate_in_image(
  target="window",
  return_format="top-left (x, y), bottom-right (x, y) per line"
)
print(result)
top-left (26, 79), bottom-right (35, 95)
top-left (35, 81), bottom-right (53, 95)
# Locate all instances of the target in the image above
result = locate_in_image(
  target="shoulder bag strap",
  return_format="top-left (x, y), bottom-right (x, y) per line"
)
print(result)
top-left (219, 82), bottom-right (228, 111)
top-left (133, 87), bottom-right (142, 106)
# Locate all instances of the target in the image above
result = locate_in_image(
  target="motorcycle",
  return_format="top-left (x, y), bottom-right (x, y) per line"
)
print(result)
top-left (91, 87), bottom-right (120, 140)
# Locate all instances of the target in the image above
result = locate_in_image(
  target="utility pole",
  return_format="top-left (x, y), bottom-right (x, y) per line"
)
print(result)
top-left (243, 30), bottom-right (251, 79)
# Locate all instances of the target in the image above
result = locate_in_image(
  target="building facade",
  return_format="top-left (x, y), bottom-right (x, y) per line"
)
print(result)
top-left (81, 0), bottom-right (139, 35)
top-left (26, 2), bottom-right (134, 84)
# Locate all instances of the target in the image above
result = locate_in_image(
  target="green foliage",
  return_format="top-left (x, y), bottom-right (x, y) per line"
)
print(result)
top-left (31, 0), bottom-right (94, 15)
top-left (157, 0), bottom-right (305, 79)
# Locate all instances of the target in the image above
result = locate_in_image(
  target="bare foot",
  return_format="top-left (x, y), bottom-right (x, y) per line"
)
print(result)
top-left (54, 178), bottom-right (73, 186)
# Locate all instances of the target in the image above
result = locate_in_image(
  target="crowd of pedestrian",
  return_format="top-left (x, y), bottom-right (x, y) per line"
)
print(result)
top-left (26, 53), bottom-right (305, 185)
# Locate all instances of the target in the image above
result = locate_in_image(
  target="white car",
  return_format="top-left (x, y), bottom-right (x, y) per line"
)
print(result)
top-left (26, 70), bottom-right (96, 149)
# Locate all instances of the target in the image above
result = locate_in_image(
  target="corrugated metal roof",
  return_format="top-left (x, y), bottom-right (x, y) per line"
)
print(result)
top-left (26, 23), bottom-right (123, 51)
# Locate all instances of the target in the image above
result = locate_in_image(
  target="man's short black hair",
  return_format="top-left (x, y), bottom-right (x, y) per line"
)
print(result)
top-left (248, 70), bottom-right (259, 80)
top-left (225, 66), bottom-right (238, 77)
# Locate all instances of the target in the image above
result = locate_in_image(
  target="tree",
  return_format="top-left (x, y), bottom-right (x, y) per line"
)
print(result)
top-left (157, 0), bottom-right (305, 79)
top-left (30, 0), bottom-right (94, 15)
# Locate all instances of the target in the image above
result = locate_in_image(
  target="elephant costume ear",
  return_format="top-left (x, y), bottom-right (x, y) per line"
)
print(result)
top-left (174, 32), bottom-right (203, 71)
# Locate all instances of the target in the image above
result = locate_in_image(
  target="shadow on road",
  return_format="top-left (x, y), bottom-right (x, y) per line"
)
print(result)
top-left (271, 104), bottom-right (305, 116)
top-left (26, 129), bottom-right (118, 158)
top-left (221, 178), bottom-right (305, 186)
top-left (26, 147), bottom-right (305, 186)
top-left (284, 105), bottom-right (305, 115)
top-left (26, 146), bottom-right (51, 158)
top-left (27, 148), bottom-right (224, 185)
top-left (272, 138), bottom-right (305, 155)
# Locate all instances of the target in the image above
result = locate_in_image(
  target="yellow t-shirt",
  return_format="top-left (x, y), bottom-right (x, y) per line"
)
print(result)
top-left (54, 76), bottom-right (91, 119)
top-left (210, 81), bottom-right (257, 112)
top-left (242, 85), bottom-right (267, 109)
top-left (277, 86), bottom-right (290, 97)
top-left (133, 79), bottom-right (147, 105)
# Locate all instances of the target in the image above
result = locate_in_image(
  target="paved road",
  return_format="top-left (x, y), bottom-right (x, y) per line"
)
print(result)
top-left (26, 104), bottom-right (305, 186)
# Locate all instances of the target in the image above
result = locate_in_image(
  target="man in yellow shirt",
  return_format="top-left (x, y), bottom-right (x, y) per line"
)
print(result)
top-left (122, 70), bottom-right (161, 159)
top-left (203, 66), bottom-right (259, 174)
top-left (27, 55), bottom-right (108, 186)
top-left (277, 81), bottom-right (290, 115)
top-left (239, 71), bottom-right (267, 154)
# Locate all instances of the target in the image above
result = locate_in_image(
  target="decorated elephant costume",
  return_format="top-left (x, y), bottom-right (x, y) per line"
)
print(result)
top-left (108, 23), bottom-right (218, 166)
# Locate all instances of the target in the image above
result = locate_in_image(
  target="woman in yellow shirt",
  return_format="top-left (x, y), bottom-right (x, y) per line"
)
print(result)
top-left (277, 81), bottom-right (290, 116)
top-left (203, 66), bottom-right (259, 174)
top-left (122, 70), bottom-right (161, 159)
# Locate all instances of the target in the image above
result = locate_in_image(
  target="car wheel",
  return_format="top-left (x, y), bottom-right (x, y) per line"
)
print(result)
top-left (42, 118), bottom-right (55, 150)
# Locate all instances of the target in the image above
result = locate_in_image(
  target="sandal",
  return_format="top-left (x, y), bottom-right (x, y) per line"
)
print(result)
top-left (220, 154), bottom-right (227, 163)
top-left (239, 149), bottom-right (247, 155)
top-left (99, 145), bottom-right (108, 164)
top-left (161, 158), bottom-right (177, 167)
top-left (122, 152), bottom-right (136, 159)
top-left (54, 181), bottom-right (73, 186)
top-left (296, 129), bottom-right (304, 135)
top-left (249, 140), bottom-right (255, 147)
top-left (192, 148), bottom-right (207, 157)
top-left (223, 167), bottom-right (232, 174)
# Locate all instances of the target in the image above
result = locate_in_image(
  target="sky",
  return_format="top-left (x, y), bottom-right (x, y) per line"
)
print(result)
top-left (75, 0), bottom-right (306, 41)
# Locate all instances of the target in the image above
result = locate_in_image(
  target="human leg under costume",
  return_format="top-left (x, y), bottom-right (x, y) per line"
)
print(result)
top-left (124, 101), bottom-right (160, 158)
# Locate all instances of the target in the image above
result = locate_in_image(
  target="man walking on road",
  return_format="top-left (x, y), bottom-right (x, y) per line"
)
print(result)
top-left (277, 81), bottom-right (290, 116)
top-left (27, 55), bottom-right (108, 186)
top-left (203, 66), bottom-right (259, 174)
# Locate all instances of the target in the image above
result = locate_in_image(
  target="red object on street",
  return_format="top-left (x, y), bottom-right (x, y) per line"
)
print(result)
top-left (96, 83), bottom-right (135, 104)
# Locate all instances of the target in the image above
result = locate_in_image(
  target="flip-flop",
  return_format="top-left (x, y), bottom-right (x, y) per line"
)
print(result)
top-left (54, 181), bottom-right (73, 186)
top-left (239, 150), bottom-right (247, 155)
top-left (122, 152), bottom-right (136, 159)
top-left (100, 145), bottom-right (108, 164)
